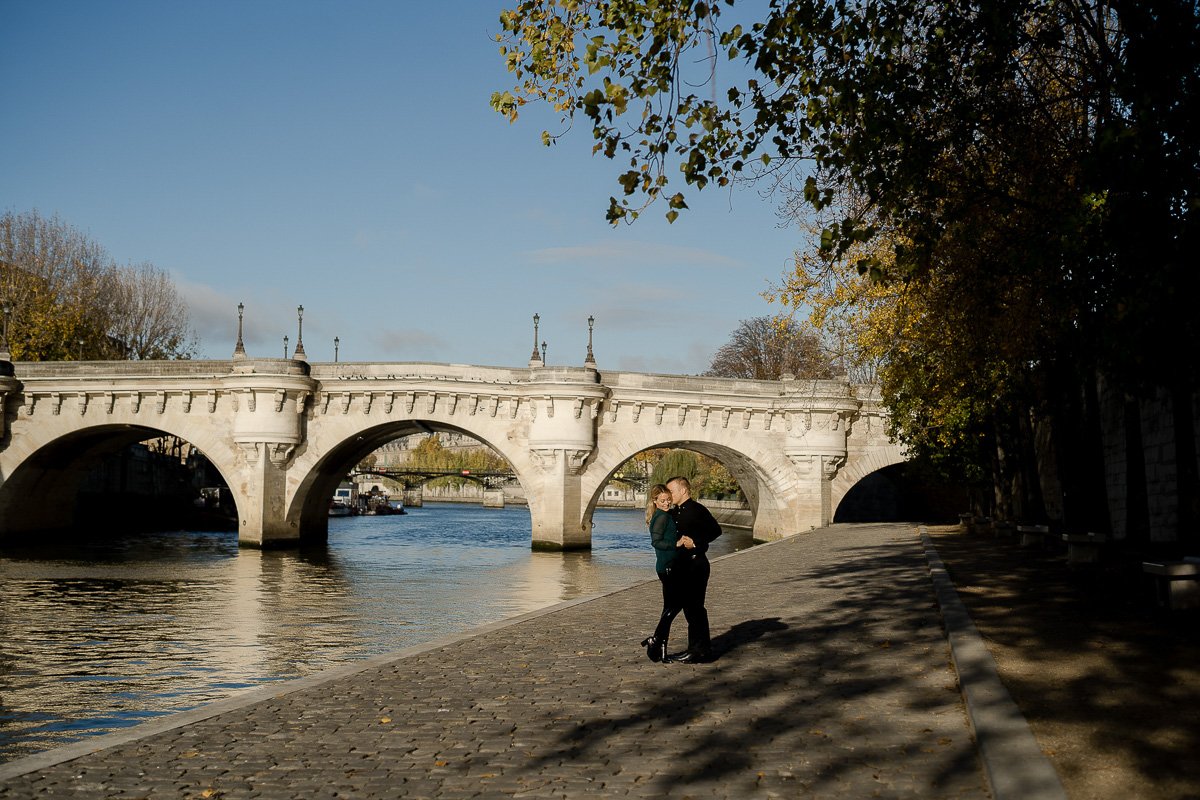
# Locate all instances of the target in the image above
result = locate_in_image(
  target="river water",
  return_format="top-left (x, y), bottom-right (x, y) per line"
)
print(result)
top-left (0, 505), bottom-right (755, 763)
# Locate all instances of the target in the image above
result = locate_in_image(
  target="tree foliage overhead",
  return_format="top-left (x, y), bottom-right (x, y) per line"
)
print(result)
top-left (497, 1), bottom-right (1200, 534)
top-left (495, 0), bottom-right (1196, 284)
top-left (705, 315), bottom-right (835, 380)
top-left (1, 210), bottom-right (197, 361)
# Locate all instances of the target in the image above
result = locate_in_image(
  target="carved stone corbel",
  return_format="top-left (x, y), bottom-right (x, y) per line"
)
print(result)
top-left (155, 391), bottom-right (167, 414)
top-left (574, 398), bottom-right (585, 419)
top-left (207, 391), bottom-right (217, 413)
top-left (274, 389), bottom-right (287, 413)
top-left (721, 407), bottom-right (731, 428)
top-left (405, 393), bottom-right (416, 414)
top-left (362, 393), bottom-right (374, 415)
top-left (77, 393), bottom-right (88, 415)
top-left (699, 407), bottom-right (710, 428)
top-left (529, 448), bottom-right (557, 469)
top-left (822, 454), bottom-right (846, 480)
top-left (182, 391), bottom-right (193, 413)
top-left (267, 443), bottom-right (296, 468)
top-left (741, 409), bottom-right (752, 429)
top-left (426, 394), bottom-right (437, 414)
top-left (544, 395), bottom-right (554, 418)
top-left (340, 393), bottom-right (352, 414)
top-left (654, 404), bottom-right (664, 425)
top-left (565, 449), bottom-right (589, 473)
top-left (608, 400), bottom-right (619, 423)
top-left (789, 454), bottom-right (815, 474)
top-left (632, 403), bottom-right (643, 423)
top-left (295, 391), bottom-right (310, 415)
top-left (236, 441), bottom-right (261, 465)
top-left (106, 392), bottom-right (116, 414)
top-left (677, 405), bottom-right (688, 425)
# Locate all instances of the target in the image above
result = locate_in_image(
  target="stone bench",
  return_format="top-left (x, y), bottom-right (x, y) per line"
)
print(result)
top-left (1061, 532), bottom-right (1108, 565)
top-left (1017, 524), bottom-right (1051, 547)
top-left (1142, 559), bottom-right (1200, 610)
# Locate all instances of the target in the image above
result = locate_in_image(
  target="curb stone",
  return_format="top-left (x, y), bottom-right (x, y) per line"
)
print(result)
top-left (921, 526), bottom-right (1067, 800)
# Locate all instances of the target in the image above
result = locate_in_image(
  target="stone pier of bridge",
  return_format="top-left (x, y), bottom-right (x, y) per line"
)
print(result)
top-left (0, 356), bottom-right (902, 549)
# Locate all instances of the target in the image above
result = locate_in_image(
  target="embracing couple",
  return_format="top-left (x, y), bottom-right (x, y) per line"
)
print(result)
top-left (640, 476), bottom-right (722, 664)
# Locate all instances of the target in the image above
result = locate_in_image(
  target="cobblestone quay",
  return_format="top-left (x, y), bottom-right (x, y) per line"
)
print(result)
top-left (0, 523), bottom-right (990, 798)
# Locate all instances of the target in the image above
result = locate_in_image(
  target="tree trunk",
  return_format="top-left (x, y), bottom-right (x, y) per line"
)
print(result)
top-left (1171, 377), bottom-right (1199, 548)
top-left (1123, 393), bottom-right (1150, 547)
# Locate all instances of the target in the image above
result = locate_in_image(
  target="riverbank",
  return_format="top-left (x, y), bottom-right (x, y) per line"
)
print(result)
top-left (0, 523), bottom-right (990, 798)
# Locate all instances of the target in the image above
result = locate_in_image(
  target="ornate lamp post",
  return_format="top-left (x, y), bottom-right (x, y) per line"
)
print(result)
top-left (0, 298), bottom-right (13, 375)
top-left (334, 336), bottom-right (340, 363)
top-left (541, 340), bottom-right (547, 365)
top-left (283, 334), bottom-right (289, 359)
top-left (529, 313), bottom-right (542, 367)
top-left (233, 302), bottom-right (247, 359)
top-left (292, 305), bottom-right (307, 360)
top-left (584, 315), bottom-right (596, 367)
top-left (0, 298), bottom-right (12, 361)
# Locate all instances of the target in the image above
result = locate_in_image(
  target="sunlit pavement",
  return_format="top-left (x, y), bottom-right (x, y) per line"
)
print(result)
top-left (0, 523), bottom-right (992, 798)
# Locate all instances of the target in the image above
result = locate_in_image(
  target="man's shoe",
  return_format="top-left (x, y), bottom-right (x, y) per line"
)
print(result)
top-left (671, 649), bottom-right (713, 664)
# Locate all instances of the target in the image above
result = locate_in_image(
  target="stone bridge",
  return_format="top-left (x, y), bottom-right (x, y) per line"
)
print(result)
top-left (0, 358), bottom-right (903, 549)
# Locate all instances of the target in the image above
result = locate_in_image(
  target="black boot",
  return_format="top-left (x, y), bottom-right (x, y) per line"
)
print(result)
top-left (640, 636), bottom-right (666, 663)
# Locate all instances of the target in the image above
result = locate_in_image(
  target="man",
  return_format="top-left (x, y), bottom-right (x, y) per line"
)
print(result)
top-left (665, 475), bottom-right (722, 663)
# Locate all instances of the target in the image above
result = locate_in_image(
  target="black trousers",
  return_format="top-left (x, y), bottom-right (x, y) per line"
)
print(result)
top-left (652, 567), bottom-right (686, 643)
top-left (681, 554), bottom-right (711, 652)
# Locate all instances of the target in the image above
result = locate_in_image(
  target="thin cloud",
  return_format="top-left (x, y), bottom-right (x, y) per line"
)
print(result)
top-left (523, 240), bottom-right (742, 269)
top-left (368, 328), bottom-right (448, 361)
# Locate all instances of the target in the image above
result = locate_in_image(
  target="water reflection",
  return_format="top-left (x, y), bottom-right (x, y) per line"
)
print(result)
top-left (0, 505), bottom-right (755, 762)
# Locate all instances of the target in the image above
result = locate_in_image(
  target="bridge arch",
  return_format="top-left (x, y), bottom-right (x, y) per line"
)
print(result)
top-left (0, 420), bottom-right (241, 540)
top-left (830, 443), bottom-right (907, 518)
top-left (285, 418), bottom-right (539, 542)
top-left (582, 436), bottom-right (805, 543)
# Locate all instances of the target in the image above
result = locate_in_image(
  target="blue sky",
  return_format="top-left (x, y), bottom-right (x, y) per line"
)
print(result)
top-left (1, 1), bottom-right (808, 374)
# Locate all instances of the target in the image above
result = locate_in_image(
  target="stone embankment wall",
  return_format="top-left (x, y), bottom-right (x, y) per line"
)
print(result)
top-left (1095, 380), bottom-right (1200, 542)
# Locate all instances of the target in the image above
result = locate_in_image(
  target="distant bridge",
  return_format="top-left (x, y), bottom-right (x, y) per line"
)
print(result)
top-left (353, 467), bottom-right (518, 490)
top-left (0, 357), bottom-right (903, 550)
top-left (354, 467), bottom-right (647, 493)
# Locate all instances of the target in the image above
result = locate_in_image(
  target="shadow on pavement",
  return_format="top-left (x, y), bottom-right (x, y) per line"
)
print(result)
top-left (929, 527), bottom-right (1200, 800)
top-left (525, 526), bottom-right (988, 797)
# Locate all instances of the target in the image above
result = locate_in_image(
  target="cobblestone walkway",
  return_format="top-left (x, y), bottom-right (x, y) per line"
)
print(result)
top-left (0, 523), bottom-right (989, 798)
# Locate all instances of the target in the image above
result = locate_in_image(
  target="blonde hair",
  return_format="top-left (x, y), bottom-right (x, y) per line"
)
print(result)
top-left (645, 483), bottom-right (670, 525)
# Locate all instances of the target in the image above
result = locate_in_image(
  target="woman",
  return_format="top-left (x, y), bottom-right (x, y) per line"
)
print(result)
top-left (640, 483), bottom-right (686, 662)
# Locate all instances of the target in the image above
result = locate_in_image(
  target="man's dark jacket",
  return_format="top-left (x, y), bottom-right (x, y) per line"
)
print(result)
top-left (670, 498), bottom-right (722, 554)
